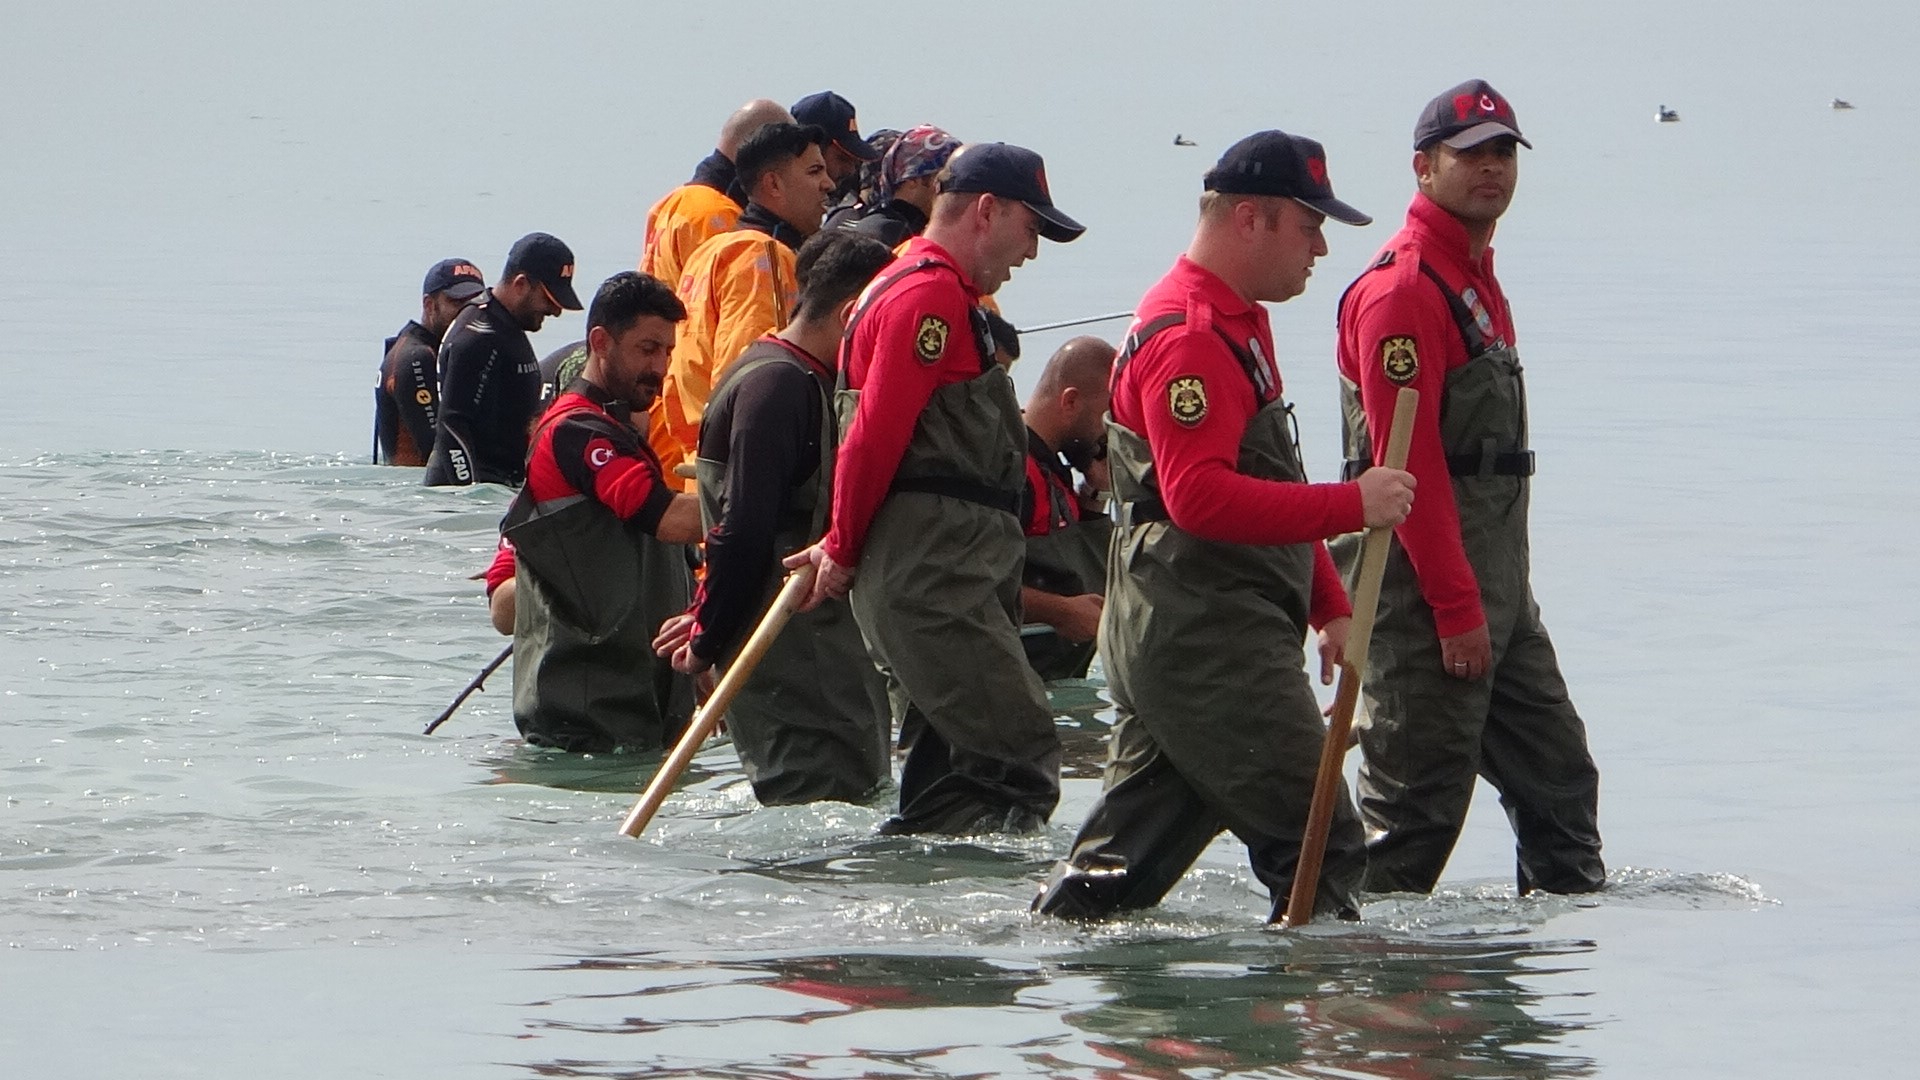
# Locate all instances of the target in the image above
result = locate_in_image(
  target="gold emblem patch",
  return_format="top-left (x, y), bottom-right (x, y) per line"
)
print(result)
top-left (1381, 336), bottom-right (1419, 385)
top-left (914, 315), bottom-right (949, 363)
top-left (1168, 376), bottom-right (1208, 426)
top-left (414, 389), bottom-right (433, 405)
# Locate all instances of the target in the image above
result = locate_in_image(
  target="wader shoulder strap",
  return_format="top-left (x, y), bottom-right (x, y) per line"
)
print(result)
top-left (1416, 261), bottom-right (1492, 359)
top-left (838, 258), bottom-right (1013, 515)
top-left (1114, 312), bottom-right (1270, 401)
top-left (711, 346), bottom-right (839, 539)
top-left (1333, 249), bottom-right (1492, 360)
top-left (1111, 311), bottom-right (1276, 523)
top-left (836, 257), bottom-right (943, 392)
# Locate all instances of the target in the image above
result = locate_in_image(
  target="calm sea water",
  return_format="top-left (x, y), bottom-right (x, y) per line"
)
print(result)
top-left (5, 2), bottom-right (1918, 1076)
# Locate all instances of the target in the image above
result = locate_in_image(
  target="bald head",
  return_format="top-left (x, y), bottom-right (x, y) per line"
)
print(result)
top-left (718, 99), bottom-right (795, 158)
top-left (1026, 335), bottom-right (1116, 451)
top-left (1034, 336), bottom-right (1118, 399)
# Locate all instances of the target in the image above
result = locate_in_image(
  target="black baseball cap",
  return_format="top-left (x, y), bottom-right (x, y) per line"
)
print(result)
top-left (791, 91), bottom-right (881, 162)
top-left (937, 142), bottom-right (1086, 243)
top-left (1203, 130), bottom-right (1371, 227)
top-left (422, 258), bottom-right (485, 300)
top-left (1414, 79), bottom-right (1531, 151)
top-left (502, 232), bottom-right (583, 311)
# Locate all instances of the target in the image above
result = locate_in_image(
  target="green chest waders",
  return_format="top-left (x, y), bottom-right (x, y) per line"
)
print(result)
top-left (1035, 314), bottom-right (1365, 921)
top-left (691, 345), bottom-right (891, 805)
top-left (505, 489), bottom-right (694, 754)
top-left (1334, 258), bottom-right (1604, 895)
top-left (1019, 464), bottom-right (1113, 683)
top-left (835, 265), bottom-right (1060, 835)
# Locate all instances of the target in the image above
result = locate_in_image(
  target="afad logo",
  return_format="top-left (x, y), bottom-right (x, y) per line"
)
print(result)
top-left (1034, 166), bottom-right (1051, 200)
top-left (1454, 91), bottom-right (1508, 121)
top-left (1305, 156), bottom-right (1328, 187)
top-left (452, 263), bottom-right (482, 280)
top-left (559, 263), bottom-right (574, 280)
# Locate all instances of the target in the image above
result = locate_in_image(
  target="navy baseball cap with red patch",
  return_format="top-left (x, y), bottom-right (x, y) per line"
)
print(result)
top-left (1203, 130), bottom-right (1371, 227)
top-left (503, 232), bottom-right (583, 311)
top-left (1414, 79), bottom-right (1532, 151)
top-left (937, 142), bottom-right (1086, 243)
top-left (791, 91), bottom-right (882, 162)
top-left (422, 258), bottom-right (485, 300)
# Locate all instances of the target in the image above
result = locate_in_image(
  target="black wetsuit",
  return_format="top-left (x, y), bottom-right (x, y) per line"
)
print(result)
top-left (375, 320), bottom-right (440, 466)
top-left (690, 339), bottom-right (829, 662)
top-left (826, 200), bottom-right (928, 250)
top-left (690, 149), bottom-right (746, 206)
top-left (423, 289), bottom-right (541, 488)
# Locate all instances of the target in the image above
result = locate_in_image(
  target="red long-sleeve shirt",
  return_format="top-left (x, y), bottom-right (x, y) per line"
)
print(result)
top-left (1113, 256), bottom-right (1362, 628)
top-left (822, 237), bottom-right (987, 567)
top-left (1337, 193), bottom-right (1516, 639)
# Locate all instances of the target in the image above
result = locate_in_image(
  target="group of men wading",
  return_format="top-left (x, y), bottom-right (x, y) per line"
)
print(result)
top-left (389, 80), bottom-right (1607, 922)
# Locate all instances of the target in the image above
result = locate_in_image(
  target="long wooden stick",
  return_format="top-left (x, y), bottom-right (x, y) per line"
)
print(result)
top-left (1283, 387), bottom-right (1418, 927)
top-left (617, 564), bottom-right (817, 837)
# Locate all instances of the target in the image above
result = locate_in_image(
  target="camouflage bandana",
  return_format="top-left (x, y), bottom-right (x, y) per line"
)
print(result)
top-left (878, 124), bottom-right (960, 204)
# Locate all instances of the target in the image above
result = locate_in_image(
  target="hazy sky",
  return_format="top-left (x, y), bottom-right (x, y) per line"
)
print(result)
top-left (2, 0), bottom-right (1913, 452)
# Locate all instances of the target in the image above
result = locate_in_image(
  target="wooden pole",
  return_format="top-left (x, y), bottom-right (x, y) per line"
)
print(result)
top-left (1282, 387), bottom-right (1418, 927)
top-left (617, 564), bottom-right (817, 838)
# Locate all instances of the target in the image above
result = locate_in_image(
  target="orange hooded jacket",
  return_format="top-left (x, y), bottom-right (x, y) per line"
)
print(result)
top-left (640, 183), bottom-right (742, 293)
top-left (649, 227), bottom-right (798, 489)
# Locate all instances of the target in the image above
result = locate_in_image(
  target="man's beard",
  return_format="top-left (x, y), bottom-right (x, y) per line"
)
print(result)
top-left (632, 374), bottom-right (664, 408)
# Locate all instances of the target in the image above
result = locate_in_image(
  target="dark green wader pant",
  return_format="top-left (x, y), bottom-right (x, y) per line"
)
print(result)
top-left (1020, 511), bottom-right (1113, 683)
top-left (1337, 333), bottom-right (1604, 896)
top-left (1037, 366), bottom-right (1365, 922)
top-left (839, 350), bottom-right (1061, 836)
top-left (505, 493), bottom-right (695, 754)
top-left (693, 346), bottom-right (891, 805)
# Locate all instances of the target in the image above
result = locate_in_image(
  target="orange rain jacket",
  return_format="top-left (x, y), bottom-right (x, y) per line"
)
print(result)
top-left (650, 225), bottom-right (799, 489)
top-left (640, 183), bottom-right (742, 294)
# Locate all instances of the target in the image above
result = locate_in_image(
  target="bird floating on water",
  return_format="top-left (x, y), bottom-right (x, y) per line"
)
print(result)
top-left (1831, 98), bottom-right (1854, 110)
top-left (1656, 105), bottom-right (1680, 123)
top-left (1173, 134), bottom-right (1196, 146)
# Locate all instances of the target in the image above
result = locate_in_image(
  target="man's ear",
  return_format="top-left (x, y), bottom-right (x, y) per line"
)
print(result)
top-left (587, 324), bottom-right (611, 358)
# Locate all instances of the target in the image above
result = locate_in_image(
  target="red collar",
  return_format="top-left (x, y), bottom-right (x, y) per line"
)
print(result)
top-left (759, 334), bottom-right (833, 380)
top-left (901, 235), bottom-right (982, 299)
top-left (1405, 193), bottom-right (1496, 278)
top-left (1167, 255), bottom-right (1256, 319)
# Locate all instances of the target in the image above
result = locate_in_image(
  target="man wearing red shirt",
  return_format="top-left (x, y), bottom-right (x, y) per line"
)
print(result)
top-left (1017, 336), bottom-right (1117, 683)
top-left (786, 142), bottom-right (1086, 835)
top-left (495, 271), bottom-right (704, 754)
top-left (1334, 81), bottom-right (1604, 896)
top-left (1034, 131), bottom-right (1415, 922)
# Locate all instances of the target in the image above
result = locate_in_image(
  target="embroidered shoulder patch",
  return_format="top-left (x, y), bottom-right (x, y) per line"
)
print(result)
top-left (1381, 336), bottom-right (1419, 385)
top-left (1168, 376), bottom-right (1208, 426)
top-left (585, 437), bottom-right (616, 470)
top-left (915, 315), bottom-right (949, 363)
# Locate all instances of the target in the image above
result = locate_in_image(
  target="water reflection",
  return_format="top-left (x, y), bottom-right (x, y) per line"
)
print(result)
top-left (509, 930), bottom-right (1596, 1078)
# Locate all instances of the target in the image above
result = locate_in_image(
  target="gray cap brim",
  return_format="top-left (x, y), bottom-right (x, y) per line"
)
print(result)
top-left (1441, 121), bottom-right (1532, 151)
